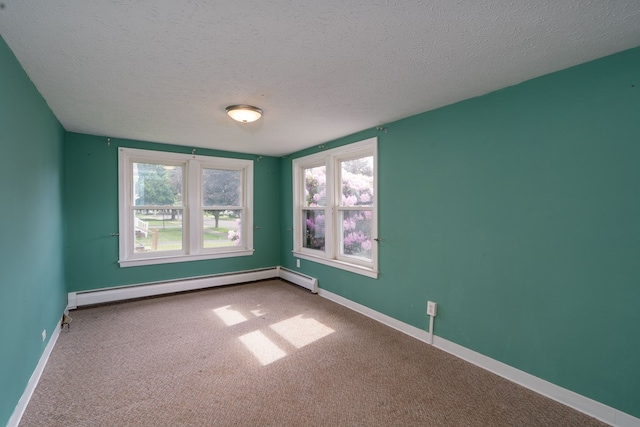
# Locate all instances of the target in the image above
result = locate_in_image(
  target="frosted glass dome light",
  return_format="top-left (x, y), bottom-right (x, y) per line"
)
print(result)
top-left (226, 105), bottom-right (263, 123)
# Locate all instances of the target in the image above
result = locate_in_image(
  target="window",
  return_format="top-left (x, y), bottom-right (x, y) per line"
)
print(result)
top-left (118, 148), bottom-right (253, 267)
top-left (292, 138), bottom-right (378, 278)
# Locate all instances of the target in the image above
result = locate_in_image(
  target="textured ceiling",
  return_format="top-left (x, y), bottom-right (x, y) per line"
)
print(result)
top-left (1, 1), bottom-right (640, 156)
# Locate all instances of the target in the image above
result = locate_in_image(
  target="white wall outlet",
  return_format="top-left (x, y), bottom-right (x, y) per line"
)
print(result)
top-left (296, 259), bottom-right (300, 268)
top-left (427, 301), bottom-right (437, 317)
top-left (41, 329), bottom-right (47, 342)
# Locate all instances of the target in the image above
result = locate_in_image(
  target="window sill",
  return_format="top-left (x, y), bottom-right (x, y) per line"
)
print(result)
top-left (292, 251), bottom-right (378, 279)
top-left (119, 249), bottom-right (254, 268)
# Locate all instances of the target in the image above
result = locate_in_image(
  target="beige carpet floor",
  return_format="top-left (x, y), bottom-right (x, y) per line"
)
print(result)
top-left (20, 279), bottom-right (608, 426)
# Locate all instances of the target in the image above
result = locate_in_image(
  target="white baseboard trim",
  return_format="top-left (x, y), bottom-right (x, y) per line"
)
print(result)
top-left (318, 288), bottom-right (639, 427)
top-left (67, 267), bottom-right (280, 309)
top-left (7, 317), bottom-right (62, 427)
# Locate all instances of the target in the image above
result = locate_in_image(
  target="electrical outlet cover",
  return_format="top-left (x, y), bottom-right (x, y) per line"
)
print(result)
top-left (427, 301), bottom-right (437, 317)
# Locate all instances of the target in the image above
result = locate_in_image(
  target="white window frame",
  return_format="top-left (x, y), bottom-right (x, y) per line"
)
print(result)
top-left (118, 148), bottom-right (253, 267)
top-left (292, 137), bottom-right (378, 278)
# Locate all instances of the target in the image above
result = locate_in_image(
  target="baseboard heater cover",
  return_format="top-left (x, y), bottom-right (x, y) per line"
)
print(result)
top-left (68, 267), bottom-right (320, 309)
top-left (68, 268), bottom-right (279, 309)
top-left (277, 267), bottom-right (318, 293)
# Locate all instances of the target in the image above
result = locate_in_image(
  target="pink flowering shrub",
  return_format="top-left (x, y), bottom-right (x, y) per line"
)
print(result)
top-left (303, 166), bottom-right (327, 250)
top-left (304, 158), bottom-right (374, 259)
top-left (227, 218), bottom-right (242, 245)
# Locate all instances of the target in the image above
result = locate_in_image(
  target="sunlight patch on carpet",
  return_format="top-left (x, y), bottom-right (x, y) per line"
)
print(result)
top-left (213, 305), bottom-right (248, 326)
top-left (270, 315), bottom-right (335, 349)
top-left (251, 308), bottom-right (266, 317)
top-left (239, 330), bottom-right (287, 365)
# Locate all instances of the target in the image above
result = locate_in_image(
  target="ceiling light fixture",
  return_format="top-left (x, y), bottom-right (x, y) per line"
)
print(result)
top-left (226, 104), bottom-right (263, 123)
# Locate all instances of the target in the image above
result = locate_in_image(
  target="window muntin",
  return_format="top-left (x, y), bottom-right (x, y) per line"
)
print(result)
top-left (119, 148), bottom-right (253, 267)
top-left (293, 138), bottom-right (378, 278)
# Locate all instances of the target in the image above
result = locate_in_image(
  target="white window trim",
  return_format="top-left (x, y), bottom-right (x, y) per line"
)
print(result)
top-left (292, 137), bottom-right (378, 278)
top-left (118, 148), bottom-right (253, 267)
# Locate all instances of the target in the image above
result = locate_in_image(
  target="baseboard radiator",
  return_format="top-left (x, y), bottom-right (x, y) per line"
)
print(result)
top-left (277, 267), bottom-right (318, 293)
top-left (67, 266), bottom-right (318, 309)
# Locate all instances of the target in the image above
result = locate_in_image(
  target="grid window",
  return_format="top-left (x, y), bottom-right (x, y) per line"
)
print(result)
top-left (118, 148), bottom-right (253, 267)
top-left (292, 138), bottom-right (378, 278)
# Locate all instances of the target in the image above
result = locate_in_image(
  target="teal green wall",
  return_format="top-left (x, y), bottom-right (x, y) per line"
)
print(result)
top-left (281, 47), bottom-right (640, 417)
top-left (0, 37), bottom-right (67, 425)
top-left (64, 133), bottom-right (281, 292)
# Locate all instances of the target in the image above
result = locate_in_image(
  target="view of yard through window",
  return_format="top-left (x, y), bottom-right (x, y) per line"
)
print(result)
top-left (133, 210), bottom-right (241, 253)
top-left (133, 162), bottom-right (241, 253)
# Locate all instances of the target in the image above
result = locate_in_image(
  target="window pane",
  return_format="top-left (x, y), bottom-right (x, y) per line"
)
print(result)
top-left (134, 163), bottom-right (182, 206)
top-left (303, 210), bottom-right (325, 251)
top-left (304, 166), bottom-right (326, 207)
top-left (341, 156), bottom-right (373, 207)
top-left (340, 210), bottom-right (372, 260)
top-left (203, 210), bottom-right (242, 249)
top-left (203, 168), bottom-right (241, 207)
top-left (134, 209), bottom-right (182, 252)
